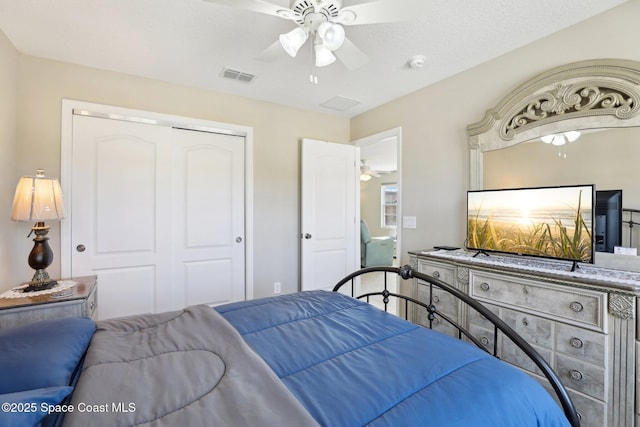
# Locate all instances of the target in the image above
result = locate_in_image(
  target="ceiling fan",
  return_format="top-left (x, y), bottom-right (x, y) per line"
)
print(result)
top-left (203, 0), bottom-right (423, 70)
top-left (360, 159), bottom-right (387, 181)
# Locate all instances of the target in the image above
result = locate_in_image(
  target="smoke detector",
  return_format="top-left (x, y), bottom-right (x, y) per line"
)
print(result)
top-left (408, 55), bottom-right (426, 69)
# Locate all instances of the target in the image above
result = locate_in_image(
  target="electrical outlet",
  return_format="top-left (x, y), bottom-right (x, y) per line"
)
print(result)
top-left (274, 282), bottom-right (281, 294)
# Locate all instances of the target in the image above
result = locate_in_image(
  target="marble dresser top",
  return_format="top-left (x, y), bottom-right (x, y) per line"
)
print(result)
top-left (415, 249), bottom-right (640, 294)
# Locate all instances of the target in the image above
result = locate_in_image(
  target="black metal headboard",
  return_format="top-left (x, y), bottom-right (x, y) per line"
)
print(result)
top-left (333, 264), bottom-right (580, 427)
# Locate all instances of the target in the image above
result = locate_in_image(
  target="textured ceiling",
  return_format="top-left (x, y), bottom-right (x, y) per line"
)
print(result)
top-left (0, 0), bottom-right (629, 117)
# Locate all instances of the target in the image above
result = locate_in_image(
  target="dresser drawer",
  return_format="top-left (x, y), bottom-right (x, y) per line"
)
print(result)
top-left (469, 271), bottom-right (606, 331)
top-left (416, 282), bottom-right (457, 316)
top-left (428, 313), bottom-right (460, 338)
top-left (415, 306), bottom-right (459, 338)
top-left (568, 391), bottom-right (606, 427)
top-left (557, 354), bottom-right (606, 401)
top-left (468, 302), bottom-right (501, 330)
top-left (468, 323), bottom-right (497, 354)
top-left (556, 323), bottom-right (606, 368)
top-left (502, 339), bottom-right (553, 377)
top-left (502, 307), bottom-right (554, 349)
top-left (417, 260), bottom-right (456, 285)
top-left (541, 383), bottom-right (606, 427)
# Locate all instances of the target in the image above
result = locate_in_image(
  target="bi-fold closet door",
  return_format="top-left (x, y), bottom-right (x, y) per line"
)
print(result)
top-left (70, 113), bottom-right (245, 320)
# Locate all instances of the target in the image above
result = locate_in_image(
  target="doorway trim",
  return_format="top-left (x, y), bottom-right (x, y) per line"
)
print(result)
top-left (352, 127), bottom-right (402, 262)
top-left (60, 99), bottom-right (255, 299)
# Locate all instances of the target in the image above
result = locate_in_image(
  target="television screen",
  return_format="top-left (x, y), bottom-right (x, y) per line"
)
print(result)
top-left (467, 184), bottom-right (594, 263)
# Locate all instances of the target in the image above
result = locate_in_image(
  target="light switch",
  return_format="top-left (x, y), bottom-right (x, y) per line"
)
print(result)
top-left (403, 216), bottom-right (417, 229)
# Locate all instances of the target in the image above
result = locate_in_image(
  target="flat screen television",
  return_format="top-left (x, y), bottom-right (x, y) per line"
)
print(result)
top-left (467, 184), bottom-right (594, 264)
top-left (595, 190), bottom-right (622, 253)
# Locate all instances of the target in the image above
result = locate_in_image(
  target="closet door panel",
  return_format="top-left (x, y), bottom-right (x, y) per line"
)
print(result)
top-left (71, 115), bottom-right (245, 319)
top-left (71, 115), bottom-right (173, 319)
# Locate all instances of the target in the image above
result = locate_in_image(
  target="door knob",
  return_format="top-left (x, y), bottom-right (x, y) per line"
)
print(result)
top-left (235, 237), bottom-right (243, 243)
top-left (76, 244), bottom-right (86, 252)
top-left (304, 233), bottom-right (312, 239)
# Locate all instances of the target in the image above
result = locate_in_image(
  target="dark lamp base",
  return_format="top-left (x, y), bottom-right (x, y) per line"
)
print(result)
top-left (23, 223), bottom-right (58, 293)
top-left (23, 279), bottom-right (58, 293)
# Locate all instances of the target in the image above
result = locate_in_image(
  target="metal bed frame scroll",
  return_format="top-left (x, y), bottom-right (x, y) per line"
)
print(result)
top-left (332, 264), bottom-right (580, 427)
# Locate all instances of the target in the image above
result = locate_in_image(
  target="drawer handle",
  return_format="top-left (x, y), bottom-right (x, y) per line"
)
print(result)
top-left (89, 301), bottom-right (95, 310)
top-left (569, 369), bottom-right (583, 381)
top-left (522, 286), bottom-right (529, 295)
top-left (433, 295), bottom-right (440, 303)
top-left (521, 318), bottom-right (529, 327)
top-left (432, 271), bottom-right (440, 279)
top-left (480, 336), bottom-right (490, 347)
top-left (480, 282), bottom-right (490, 291)
top-left (569, 301), bottom-right (584, 312)
top-left (570, 337), bottom-right (584, 349)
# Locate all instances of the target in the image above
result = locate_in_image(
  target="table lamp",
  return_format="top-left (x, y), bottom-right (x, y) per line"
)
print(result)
top-left (11, 169), bottom-right (65, 292)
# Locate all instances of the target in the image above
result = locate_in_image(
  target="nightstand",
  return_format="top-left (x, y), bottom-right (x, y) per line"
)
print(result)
top-left (0, 275), bottom-right (97, 329)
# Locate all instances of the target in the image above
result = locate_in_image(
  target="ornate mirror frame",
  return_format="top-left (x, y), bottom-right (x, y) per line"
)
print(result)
top-left (467, 59), bottom-right (640, 190)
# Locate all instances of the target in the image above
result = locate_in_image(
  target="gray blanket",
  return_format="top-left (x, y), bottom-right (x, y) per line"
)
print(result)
top-left (62, 305), bottom-right (319, 427)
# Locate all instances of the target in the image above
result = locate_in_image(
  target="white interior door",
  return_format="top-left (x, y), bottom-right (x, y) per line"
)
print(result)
top-left (70, 114), bottom-right (245, 319)
top-left (172, 129), bottom-right (245, 308)
top-left (301, 138), bottom-right (359, 291)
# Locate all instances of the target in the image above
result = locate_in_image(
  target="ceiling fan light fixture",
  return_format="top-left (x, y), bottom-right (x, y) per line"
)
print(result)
top-left (564, 130), bottom-right (581, 142)
top-left (541, 130), bottom-right (581, 146)
top-left (314, 44), bottom-right (336, 67)
top-left (279, 27), bottom-right (308, 57)
top-left (317, 22), bottom-right (345, 51)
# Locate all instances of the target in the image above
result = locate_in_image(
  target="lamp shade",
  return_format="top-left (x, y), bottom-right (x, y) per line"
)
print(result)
top-left (279, 27), bottom-right (309, 57)
top-left (11, 169), bottom-right (65, 222)
top-left (314, 44), bottom-right (337, 67)
top-left (317, 22), bottom-right (345, 51)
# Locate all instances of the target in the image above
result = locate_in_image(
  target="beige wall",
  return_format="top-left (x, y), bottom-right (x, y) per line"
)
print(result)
top-left (351, 0), bottom-right (640, 263)
top-left (3, 0), bottom-right (640, 295)
top-left (0, 30), bottom-right (18, 286)
top-left (4, 51), bottom-right (349, 296)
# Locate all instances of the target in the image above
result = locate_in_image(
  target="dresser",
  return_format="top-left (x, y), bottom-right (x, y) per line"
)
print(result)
top-left (0, 275), bottom-right (98, 328)
top-left (409, 250), bottom-right (640, 427)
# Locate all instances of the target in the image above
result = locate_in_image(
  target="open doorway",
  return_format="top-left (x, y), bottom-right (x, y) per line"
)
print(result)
top-left (354, 128), bottom-right (401, 263)
top-left (353, 128), bottom-right (402, 313)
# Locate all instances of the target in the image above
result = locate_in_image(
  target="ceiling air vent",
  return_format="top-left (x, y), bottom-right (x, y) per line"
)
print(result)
top-left (221, 67), bottom-right (255, 83)
top-left (320, 96), bottom-right (361, 111)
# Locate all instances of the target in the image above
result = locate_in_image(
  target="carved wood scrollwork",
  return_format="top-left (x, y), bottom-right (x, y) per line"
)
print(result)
top-left (457, 267), bottom-right (469, 286)
top-left (608, 294), bottom-right (634, 319)
top-left (467, 59), bottom-right (640, 190)
top-left (503, 82), bottom-right (638, 140)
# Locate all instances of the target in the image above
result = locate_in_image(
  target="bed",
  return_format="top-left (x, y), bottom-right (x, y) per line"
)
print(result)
top-left (0, 265), bottom-right (579, 427)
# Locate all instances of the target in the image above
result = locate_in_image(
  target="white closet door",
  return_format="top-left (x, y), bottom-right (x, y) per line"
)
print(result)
top-left (71, 115), bottom-right (244, 319)
top-left (171, 129), bottom-right (245, 308)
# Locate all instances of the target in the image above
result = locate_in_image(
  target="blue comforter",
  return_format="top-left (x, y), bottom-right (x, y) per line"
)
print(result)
top-left (216, 290), bottom-right (569, 427)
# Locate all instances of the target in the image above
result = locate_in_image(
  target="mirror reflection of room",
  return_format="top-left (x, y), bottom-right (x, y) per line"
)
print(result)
top-left (483, 127), bottom-right (640, 255)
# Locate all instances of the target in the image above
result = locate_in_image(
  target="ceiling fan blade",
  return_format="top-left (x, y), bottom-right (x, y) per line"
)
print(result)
top-left (203, 0), bottom-right (290, 19)
top-left (340, 0), bottom-right (429, 25)
top-left (256, 40), bottom-right (285, 62)
top-left (334, 38), bottom-right (369, 70)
